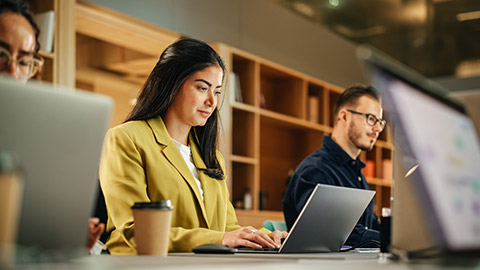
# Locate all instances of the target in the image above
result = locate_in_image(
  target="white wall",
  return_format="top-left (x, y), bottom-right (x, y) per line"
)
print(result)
top-left (86, 0), bottom-right (365, 88)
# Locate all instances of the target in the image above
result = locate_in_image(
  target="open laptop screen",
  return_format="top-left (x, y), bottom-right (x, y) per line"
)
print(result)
top-left (359, 47), bottom-right (480, 251)
top-left (0, 77), bottom-right (113, 257)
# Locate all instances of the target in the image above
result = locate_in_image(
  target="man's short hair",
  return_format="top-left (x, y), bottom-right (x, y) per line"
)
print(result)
top-left (334, 84), bottom-right (380, 117)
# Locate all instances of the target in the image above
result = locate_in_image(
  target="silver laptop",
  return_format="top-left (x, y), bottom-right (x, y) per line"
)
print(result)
top-left (238, 184), bottom-right (375, 253)
top-left (357, 45), bottom-right (480, 254)
top-left (0, 77), bottom-right (113, 257)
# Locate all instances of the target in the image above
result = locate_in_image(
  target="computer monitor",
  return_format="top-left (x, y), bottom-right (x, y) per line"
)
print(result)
top-left (449, 90), bottom-right (480, 139)
top-left (357, 45), bottom-right (480, 254)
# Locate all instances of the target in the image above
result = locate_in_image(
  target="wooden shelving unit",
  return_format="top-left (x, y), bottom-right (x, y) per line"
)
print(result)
top-left (38, 0), bottom-right (393, 227)
top-left (215, 44), bottom-right (394, 226)
top-left (26, 0), bottom-right (75, 86)
top-left (74, 1), bottom-right (180, 127)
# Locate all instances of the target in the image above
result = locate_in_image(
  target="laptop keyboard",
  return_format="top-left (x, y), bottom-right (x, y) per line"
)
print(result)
top-left (236, 247), bottom-right (280, 253)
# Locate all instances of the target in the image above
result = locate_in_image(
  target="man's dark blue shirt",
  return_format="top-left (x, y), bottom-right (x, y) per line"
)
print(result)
top-left (283, 135), bottom-right (380, 247)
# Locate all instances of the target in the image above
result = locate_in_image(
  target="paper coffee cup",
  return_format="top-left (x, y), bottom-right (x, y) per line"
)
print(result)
top-left (0, 150), bottom-right (24, 267)
top-left (132, 200), bottom-right (173, 256)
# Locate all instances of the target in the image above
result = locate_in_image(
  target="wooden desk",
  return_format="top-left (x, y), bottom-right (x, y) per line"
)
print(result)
top-left (17, 252), bottom-right (480, 270)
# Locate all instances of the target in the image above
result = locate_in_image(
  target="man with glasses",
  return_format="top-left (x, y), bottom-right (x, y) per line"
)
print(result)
top-left (0, 0), bottom-right (104, 251)
top-left (283, 85), bottom-right (385, 248)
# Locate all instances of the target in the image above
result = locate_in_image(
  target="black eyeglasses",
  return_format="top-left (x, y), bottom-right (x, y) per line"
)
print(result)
top-left (347, 109), bottom-right (386, 130)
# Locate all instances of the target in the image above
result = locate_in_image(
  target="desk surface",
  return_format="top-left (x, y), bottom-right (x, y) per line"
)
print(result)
top-left (17, 252), bottom-right (480, 270)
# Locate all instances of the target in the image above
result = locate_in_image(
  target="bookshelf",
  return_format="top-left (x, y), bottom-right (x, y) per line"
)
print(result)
top-left (73, 1), bottom-right (180, 127)
top-left (215, 44), bottom-right (394, 227)
top-left (42, 0), bottom-right (393, 227)
top-left (26, 0), bottom-right (75, 86)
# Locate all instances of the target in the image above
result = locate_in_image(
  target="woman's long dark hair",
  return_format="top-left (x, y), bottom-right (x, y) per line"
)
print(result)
top-left (126, 38), bottom-right (226, 180)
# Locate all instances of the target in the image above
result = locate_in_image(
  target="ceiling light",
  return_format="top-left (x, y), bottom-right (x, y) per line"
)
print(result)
top-left (456, 59), bottom-right (480, 77)
top-left (457, 10), bottom-right (480, 22)
top-left (403, 2), bottom-right (427, 24)
top-left (292, 2), bottom-right (315, 17)
top-left (329, 0), bottom-right (339, 8)
top-left (334, 25), bottom-right (386, 38)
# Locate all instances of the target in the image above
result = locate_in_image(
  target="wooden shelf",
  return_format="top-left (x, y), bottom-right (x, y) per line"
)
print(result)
top-left (367, 177), bottom-right (393, 187)
top-left (27, 0), bottom-right (75, 86)
top-left (74, 1), bottom-right (180, 128)
top-left (38, 50), bottom-right (55, 60)
top-left (260, 108), bottom-right (331, 133)
top-left (231, 102), bottom-right (258, 113)
top-left (75, 0), bottom-right (179, 57)
top-left (235, 210), bottom-right (284, 228)
top-left (217, 43), bottom-right (395, 224)
top-left (374, 140), bottom-right (394, 149)
top-left (231, 155), bottom-right (258, 165)
top-left (76, 67), bottom-right (142, 127)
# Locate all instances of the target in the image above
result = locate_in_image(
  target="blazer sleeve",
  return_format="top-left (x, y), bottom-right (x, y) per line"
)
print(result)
top-left (163, 199), bottom-right (242, 252)
top-left (225, 198), bottom-right (242, 232)
top-left (219, 150), bottom-right (268, 234)
top-left (218, 152), bottom-right (242, 233)
top-left (168, 152), bottom-right (241, 252)
top-left (169, 227), bottom-right (226, 252)
top-left (99, 127), bottom-right (149, 254)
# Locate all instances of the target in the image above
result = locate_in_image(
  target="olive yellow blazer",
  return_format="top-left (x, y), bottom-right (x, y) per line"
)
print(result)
top-left (99, 116), bottom-right (241, 254)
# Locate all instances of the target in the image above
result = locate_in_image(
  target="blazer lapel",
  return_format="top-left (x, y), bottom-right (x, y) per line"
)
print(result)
top-left (190, 134), bottom-right (218, 229)
top-left (146, 117), bottom-right (210, 227)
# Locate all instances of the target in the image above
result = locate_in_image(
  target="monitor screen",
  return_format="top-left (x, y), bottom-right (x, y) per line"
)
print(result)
top-left (368, 63), bottom-right (480, 251)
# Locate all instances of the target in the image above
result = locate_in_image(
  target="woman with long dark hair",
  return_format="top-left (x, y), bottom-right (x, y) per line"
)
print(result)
top-left (99, 38), bottom-right (286, 254)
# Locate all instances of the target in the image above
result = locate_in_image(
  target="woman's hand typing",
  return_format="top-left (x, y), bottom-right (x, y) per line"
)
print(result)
top-left (222, 226), bottom-right (286, 248)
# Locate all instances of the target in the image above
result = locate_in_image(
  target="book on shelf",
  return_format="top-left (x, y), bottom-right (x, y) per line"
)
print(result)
top-left (34, 11), bottom-right (55, 53)
top-left (259, 90), bottom-right (266, 109)
top-left (228, 72), bottom-right (243, 103)
top-left (307, 96), bottom-right (319, 123)
top-left (382, 159), bottom-right (393, 180)
top-left (364, 160), bottom-right (375, 178)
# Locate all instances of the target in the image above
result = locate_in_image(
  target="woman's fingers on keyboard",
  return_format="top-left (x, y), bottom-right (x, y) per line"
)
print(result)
top-left (239, 239), bottom-right (262, 248)
top-left (251, 230), bottom-right (277, 248)
top-left (268, 230), bottom-right (288, 246)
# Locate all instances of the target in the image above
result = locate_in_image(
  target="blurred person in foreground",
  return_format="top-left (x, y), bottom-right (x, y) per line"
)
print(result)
top-left (0, 0), bottom-right (104, 251)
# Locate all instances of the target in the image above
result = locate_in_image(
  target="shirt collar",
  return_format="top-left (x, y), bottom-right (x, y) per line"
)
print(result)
top-left (323, 135), bottom-right (365, 168)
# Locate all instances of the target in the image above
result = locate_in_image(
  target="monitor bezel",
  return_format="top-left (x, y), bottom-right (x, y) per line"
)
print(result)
top-left (357, 45), bottom-right (480, 253)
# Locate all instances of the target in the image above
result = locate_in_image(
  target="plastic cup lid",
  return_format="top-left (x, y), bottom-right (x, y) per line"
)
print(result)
top-left (131, 200), bottom-right (173, 210)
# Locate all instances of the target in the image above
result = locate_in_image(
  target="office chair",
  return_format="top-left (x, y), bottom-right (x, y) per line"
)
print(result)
top-left (263, 220), bottom-right (287, 232)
